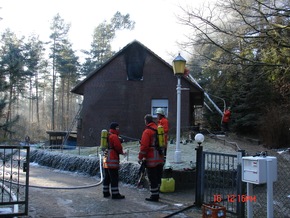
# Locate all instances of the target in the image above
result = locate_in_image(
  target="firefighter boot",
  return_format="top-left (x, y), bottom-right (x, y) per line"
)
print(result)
top-left (103, 192), bottom-right (111, 198)
top-left (145, 195), bottom-right (159, 202)
top-left (112, 193), bottom-right (125, 199)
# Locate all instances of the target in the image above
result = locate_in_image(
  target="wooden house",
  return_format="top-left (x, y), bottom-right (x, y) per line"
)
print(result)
top-left (71, 40), bottom-right (204, 146)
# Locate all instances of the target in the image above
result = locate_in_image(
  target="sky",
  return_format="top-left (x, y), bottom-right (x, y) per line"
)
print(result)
top-left (0, 0), bottom-right (206, 63)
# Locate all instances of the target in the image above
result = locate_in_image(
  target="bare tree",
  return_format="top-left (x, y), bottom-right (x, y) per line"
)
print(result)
top-left (177, 0), bottom-right (290, 144)
top-left (177, 0), bottom-right (290, 68)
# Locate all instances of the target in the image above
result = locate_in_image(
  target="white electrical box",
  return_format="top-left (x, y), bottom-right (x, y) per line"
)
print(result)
top-left (242, 156), bottom-right (277, 184)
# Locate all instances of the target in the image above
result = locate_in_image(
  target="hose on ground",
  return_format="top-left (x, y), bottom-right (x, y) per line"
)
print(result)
top-left (8, 154), bottom-right (104, 190)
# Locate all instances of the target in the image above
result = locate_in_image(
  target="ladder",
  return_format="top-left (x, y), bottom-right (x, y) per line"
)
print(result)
top-left (187, 74), bottom-right (225, 117)
top-left (62, 104), bottom-right (82, 147)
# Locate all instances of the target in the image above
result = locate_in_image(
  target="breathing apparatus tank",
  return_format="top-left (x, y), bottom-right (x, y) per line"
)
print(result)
top-left (157, 125), bottom-right (165, 148)
top-left (100, 129), bottom-right (108, 150)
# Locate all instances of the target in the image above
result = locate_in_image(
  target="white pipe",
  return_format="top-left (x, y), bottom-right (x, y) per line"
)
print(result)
top-left (175, 77), bottom-right (182, 163)
top-left (267, 159), bottom-right (274, 218)
top-left (247, 183), bottom-right (253, 218)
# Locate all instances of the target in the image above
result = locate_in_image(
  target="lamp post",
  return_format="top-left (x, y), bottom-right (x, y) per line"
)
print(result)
top-left (195, 133), bottom-right (205, 146)
top-left (194, 133), bottom-right (205, 207)
top-left (172, 53), bottom-right (186, 163)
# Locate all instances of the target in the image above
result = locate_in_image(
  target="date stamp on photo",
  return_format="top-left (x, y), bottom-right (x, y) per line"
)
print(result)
top-left (214, 194), bottom-right (256, 203)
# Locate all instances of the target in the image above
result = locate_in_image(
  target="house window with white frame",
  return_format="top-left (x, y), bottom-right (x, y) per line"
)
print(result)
top-left (151, 99), bottom-right (168, 118)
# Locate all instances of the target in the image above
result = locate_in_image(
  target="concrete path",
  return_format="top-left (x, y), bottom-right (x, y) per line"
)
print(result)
top-left (23, 135), bottom-right (243, 217)
top-left (24, 164), bottom-right (203, 218)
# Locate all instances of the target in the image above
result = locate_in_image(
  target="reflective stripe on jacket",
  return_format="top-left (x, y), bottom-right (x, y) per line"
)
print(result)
top-left (103, 129), bottom-right (124, 169)
top-left (138, 122), bottom-right (164, 168)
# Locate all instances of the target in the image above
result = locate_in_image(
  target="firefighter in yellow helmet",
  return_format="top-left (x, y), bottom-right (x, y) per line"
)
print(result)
top-left (156, 108), bottom-right (169, 162)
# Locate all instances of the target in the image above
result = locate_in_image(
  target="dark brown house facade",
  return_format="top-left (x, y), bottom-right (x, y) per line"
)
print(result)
top-left (71, 40), bottom-right (204, 146)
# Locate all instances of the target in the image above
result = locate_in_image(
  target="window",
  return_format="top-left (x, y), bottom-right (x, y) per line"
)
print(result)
top-left (151, 99), bottom-right (168, 117)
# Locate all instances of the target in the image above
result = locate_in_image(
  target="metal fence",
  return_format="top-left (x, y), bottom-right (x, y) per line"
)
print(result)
top-left (202, 150), bottom-right (246, 217)
top-left (0, 145), bottom-right (30, 217)
top-left (249, 150), bottom-right (290, 218)
top-left (201, 140), bottom-right (290, 218)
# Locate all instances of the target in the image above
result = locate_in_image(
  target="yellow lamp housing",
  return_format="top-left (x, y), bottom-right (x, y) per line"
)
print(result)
top-left (172, 53), bottom-right (186, 75)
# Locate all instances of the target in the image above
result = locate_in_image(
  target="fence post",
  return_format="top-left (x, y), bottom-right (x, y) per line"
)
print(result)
top-left (236, 150), bottom-right (246, 218)
top-left (194, 144), bottom-right (204, 207)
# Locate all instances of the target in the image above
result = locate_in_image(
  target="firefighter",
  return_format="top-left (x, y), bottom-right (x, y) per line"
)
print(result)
top-left (156, 108), bottom-right (169, 161)
top-left (138, 114), bottom-right (164, 202)
top-left (221, 107), bottom-right (231, 134)
top-left (103, 122), bottom-right (126, 199)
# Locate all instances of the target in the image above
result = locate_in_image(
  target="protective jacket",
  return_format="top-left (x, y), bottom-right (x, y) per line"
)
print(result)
top-left (103, 129), bottom-right (124, 169)
top-left (158, 116), bottom-right (169, 146)
top-left (222, 109), bottom-right (231, 123)
top-left (139, 122), bottom-right (164, 168)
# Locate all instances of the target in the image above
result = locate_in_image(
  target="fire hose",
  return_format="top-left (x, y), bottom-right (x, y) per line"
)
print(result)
top-left (8, 154), bottom-right (104, 190)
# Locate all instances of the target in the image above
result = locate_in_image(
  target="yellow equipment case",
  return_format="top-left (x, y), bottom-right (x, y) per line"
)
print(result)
top-left (160, 178), bottom-right (175, 193)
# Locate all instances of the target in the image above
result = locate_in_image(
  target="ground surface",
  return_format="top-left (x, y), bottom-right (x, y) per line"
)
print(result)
top-left (21, 134), bottom-right (280, 218)
top-left (24, 165), bottom-right (205, 218)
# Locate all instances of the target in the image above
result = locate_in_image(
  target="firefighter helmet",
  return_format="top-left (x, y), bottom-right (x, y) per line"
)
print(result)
top-left (156, 108), bottom-right (165, 116)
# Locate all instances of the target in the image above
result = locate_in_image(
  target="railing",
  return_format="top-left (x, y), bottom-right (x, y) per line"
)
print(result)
top-left (202, 150), bottom-right (246, 217)
top-left (0, 145), bottom-right (30, 217)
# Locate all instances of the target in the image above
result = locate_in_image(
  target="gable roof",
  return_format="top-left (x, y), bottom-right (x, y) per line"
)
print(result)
top-left (71, 40), bottom-right (203, 95)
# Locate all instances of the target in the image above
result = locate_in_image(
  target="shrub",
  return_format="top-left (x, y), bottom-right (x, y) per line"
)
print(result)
top-left (259, 106), bottom-right (290, 149)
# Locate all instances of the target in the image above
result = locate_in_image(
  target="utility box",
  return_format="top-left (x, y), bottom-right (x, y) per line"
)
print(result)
top-left (242, 156), bottom-right (277, 184)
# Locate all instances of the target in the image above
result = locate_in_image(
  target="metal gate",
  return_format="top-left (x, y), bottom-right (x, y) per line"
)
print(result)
top-left (202, 150), bottom-right (246, 217)
top-left (0, 145), bottom-right (30, 217)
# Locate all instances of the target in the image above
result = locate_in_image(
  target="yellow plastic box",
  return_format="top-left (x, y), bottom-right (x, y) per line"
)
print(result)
top-left (160, 178), bottom-right (175, 193)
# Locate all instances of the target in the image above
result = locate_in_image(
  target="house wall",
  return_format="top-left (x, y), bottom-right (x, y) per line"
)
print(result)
top-left (78, 52), bottom-right (195, 147)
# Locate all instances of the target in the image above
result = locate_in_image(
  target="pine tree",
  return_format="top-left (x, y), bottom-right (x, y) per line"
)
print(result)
top-left (81, 11), bottom-right (135, 75)
top-left (0, 29), bottom-right (28, 138)
top-left (49, 13), bottom-right (71, 130)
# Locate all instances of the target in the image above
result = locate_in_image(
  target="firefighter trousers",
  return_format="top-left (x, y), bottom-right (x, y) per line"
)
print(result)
top-left (103, 168), bottom-right (121, 196)
top-left (147, 164), bottom-right (163, 199)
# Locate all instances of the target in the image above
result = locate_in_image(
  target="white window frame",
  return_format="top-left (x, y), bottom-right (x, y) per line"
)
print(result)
top-left (151, 99), bottom-right (168, 118)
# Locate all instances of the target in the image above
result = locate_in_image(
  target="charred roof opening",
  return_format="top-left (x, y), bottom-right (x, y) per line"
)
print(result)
top-left (124, 42), bottom-right (147, 81)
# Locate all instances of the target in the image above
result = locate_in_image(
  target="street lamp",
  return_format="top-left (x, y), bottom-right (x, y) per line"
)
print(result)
top-left (195, 133), bottom-right (205, 146)
top-left (172, 53), bottom-right (186, 163)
